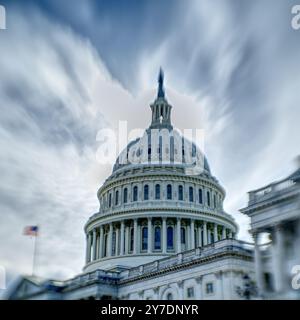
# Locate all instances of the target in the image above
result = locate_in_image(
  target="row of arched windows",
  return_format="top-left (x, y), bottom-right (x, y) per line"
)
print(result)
top-left (100, 225), bottom-right (177, 256)
top-left (105, 185), bottom-right (219, 209)
top-left (134, 137), bottom-right (197, 163)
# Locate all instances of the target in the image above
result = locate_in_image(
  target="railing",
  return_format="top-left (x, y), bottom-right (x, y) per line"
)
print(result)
top-left (63, 240), bottom-right (254, 287)
top-left (122, 239), bottom-right (253, 280)
top-left (249, 179), bottom-right (296, 203)
top-left (65, 270), bottom-right (119, 289)
top-left (89, 200), bottom-right (232, 222)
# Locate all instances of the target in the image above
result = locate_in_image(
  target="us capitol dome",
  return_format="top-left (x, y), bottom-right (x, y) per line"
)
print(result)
top-left (7, 71), bottom-right (256, 301)
top-left (84, 70), bottom-right (238, 272)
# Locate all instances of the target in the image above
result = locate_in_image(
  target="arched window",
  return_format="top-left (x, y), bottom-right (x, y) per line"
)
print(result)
top-left (142, 227), bottom-right (148, 251)
top-left (178, 185), bottom-right (183, 201)
top-left (144, 185), bottom-right (149, 200)
top-left (155, 184), bottom-right (160, 200)
top-left (154, 226), bottom-right (161, 250)
top-left (207, 191), bottom-right (211, 207)
top-left (167, 184), bottom-right (172, 200)
top-left (181, 227), bottom-right (186, 244)
top-left (170, 136), bottom-right (174, 163)
top-left (210, 231), bottom-right (214, 244)
top-left (166, 293), bottom-right (173, 300)
top-left (199, 189), bottom-right (203, 204)
top-left (133, 186), bottom-right (138, 202)
top-left (112, 231), bottom-right (116, 256)
top-left (108, 194), bottom-right (112, 208)
top-left (167, 226), bottom-right (174, 250)
top-left (104, 234), bottom-right (108, 257)
top-left (115, 190), bottom-right (119, 205)
top-left (189, 186), bottom-right (194, 202)
top-left (130, 228), bottom-right (134, 252)
top-left (123, 188), bottom-right (128, 204)
top-left (159, 136), bottom-right (162, 162)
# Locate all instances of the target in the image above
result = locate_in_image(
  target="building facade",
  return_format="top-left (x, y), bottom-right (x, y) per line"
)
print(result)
top-left (6, 71), bottom-right (255, 300)
top-left (241, 161), bottom-right (300, 299)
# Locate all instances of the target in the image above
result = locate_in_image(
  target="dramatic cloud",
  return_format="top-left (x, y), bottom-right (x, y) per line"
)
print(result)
top-left (0, 9), bottom-right (133, 283)
top-left (1, 0), bottom-right (300, 292)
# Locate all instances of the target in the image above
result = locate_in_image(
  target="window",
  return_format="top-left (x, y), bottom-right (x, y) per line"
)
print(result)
top-left (142, 227), bottom-right (148, 251)
top-left (123, 188), bottom-right (128, 204)
top-left (109, 194), bottom-right (112, 208)
top-left (199, 189), bottom-right (203, 204)
top-left (155, 184), bottom-right (160, 200)
top-left (112, 231), bottom-right (116, 256)
top-left (154, 226), bottom-right (161, 250)
top-left (181, 227), bottom-right (186, 244)
top-left (206, 283), bottom-right (214, 294)
top-left (210, 231), bottom-right (214, 244)
top-left (207, 191), bottom-right (211, 207)
top-left (213, 194), bottom-right (216, 208)
top-left (189, 186), bottom-right (194, 202)
top-left (167, 184), bottom-right (172, 200)
top-left (144, 185), bottom-right (149, 200)
top-left (166, 293), bottom-right (173, 300)
top-left (187, 287), bottom-right (195, 298)
top-left (133, 186), bottom-right (138, 202)
top-left (115, 190), bottom-right (119, 205)
top-left (104, 234), bottom-right (108, 257)
top-left (167, 226), bottom-right (174, 250)
top-left (130, 228), bottom-right (134, 252)
top-left (159, 136), bottom-right (162, 161)
top-left (178, 185), bottom-right (183, 201)
top-left (170, 136), bottom-right (174, 162)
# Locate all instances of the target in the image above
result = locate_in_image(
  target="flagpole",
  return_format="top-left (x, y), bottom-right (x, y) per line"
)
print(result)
top-left (32, 225), bottom-right (39, 277)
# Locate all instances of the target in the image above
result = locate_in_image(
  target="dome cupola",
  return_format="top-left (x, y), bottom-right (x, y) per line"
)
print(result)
top-left (149, 68), bottom-right (173, 130)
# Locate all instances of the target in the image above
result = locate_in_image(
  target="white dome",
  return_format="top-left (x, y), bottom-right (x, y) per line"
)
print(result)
top-left (84, 70), bottom-right (237, 273)
top-left (113, 128), bottom-right (211, 176)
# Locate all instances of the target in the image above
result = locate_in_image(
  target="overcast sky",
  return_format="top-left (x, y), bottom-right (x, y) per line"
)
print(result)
top-left (0, 0), bottom-right (300, 289)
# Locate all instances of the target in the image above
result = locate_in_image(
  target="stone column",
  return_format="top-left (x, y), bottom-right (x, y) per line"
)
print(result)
top-left (254, 232), bottom-right (264, 296)
top-left (222, 226), bottom-right (226, 240)
top-left (228, 230), bottom-right (233, 239)
top-left (203, 222), bottom-right (208, 246)
top-left (92, 229), bottom-right (97, 261)
top-left (272, 225), bottom-right (285, 292)
top-left (107, 223), bottom-right (113, 257)
top-left (133, 219), bottom-right (138, 254)
top-left (125, 225), bottom-right (129, 255)
top-left (162, 217), bottom-right (167, 253)
top-left (115, 225), bottom-right (119, 256)
top-left (99, 226), bottom-right (104, 259)
top-left (190, 219), bottom-right (195, 249)
top-left (177, 218), bottom-right (181, 253)
top-left (148, 218), bottom-right (152, 253)
top-left (186, 224), bottom-right (191, 249)
top-left (198, 225), bottom-right (202, 247)
top-left (214, 224), bottom-right (218, 243)
top-left (120, 221), bottom-right (125, 256)
top-left (86, 233), bottom-right (91, 263)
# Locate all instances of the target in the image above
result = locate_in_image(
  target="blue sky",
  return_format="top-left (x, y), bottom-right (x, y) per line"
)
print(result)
top-left (0, 0), bottom-right (300, 288)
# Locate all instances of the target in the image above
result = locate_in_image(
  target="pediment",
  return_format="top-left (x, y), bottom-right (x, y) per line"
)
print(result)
top-left (11, 278), bottom-right (43, 299)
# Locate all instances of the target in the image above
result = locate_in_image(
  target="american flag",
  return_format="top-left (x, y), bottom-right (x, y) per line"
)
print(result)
top-left (23, 226), bottom-right (39, 236)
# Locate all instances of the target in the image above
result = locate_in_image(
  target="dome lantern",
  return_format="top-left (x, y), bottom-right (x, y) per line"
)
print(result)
top-left (149, 69), bottom-right (173, 130)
